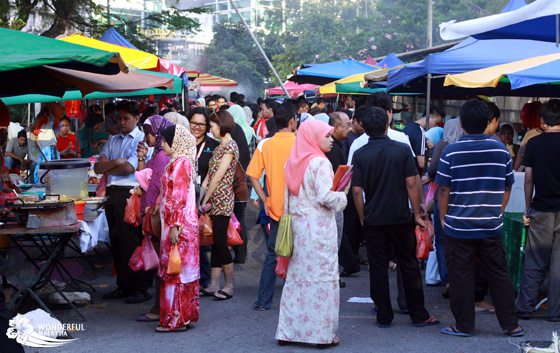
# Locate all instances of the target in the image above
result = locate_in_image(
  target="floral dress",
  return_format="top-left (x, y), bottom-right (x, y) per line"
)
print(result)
top-left (159, 157), bottom-right (199, 328)
top-left (207, 140), bottom-right (239, 216)
top-left (276, 157), bottom-right (347, 344)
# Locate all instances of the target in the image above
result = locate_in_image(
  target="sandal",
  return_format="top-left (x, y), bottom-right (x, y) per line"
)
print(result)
top-left (317, 337), bottom-right (340, 348)
top-left (441, 326), bottom-right (473, 337)
top-left (507, 325), bottom-right (524, 337)
top-left (200, 288), bottom-right (215, 297)
top-left (155, 325), bottom-right (188, 333)
top-left (136, 313), bottom-right (159, 322)
top-left (213, 290), bottom-right (233, 300)
top-left (412, 316), bottom-right (440, 327)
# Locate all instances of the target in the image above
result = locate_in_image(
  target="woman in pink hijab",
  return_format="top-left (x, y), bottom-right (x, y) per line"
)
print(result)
top-left (276, 120), bottom-right (351, 348)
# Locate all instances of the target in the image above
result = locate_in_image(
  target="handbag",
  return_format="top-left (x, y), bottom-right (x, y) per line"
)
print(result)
top-left (274, 191), bottom-right (293, 257)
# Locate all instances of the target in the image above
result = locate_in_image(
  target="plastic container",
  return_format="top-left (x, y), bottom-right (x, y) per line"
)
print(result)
top-left (39, 159), bottom-right (90, 197)
top-left (74, 201), bottom-right (86, 215)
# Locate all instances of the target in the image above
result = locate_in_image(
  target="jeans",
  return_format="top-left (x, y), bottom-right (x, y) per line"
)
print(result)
top-left (254, 219), bottom-right (279, 309)
top-left (199, 245), bottom-right (211, 288)
top-left (433, 201), bottom-right (449, 286)
top-left (5, 156), bottom-right (36, 175)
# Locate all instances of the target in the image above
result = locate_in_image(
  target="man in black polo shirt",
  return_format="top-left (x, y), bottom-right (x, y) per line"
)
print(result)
top-left (352, 107), bottom-right (439, 328)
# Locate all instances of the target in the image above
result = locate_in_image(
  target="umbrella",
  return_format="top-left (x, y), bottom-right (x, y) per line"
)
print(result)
top-left (440, 0), bottom-right (560, 44)
top-left (1, 70), bottom-right (182, 105)
top-left (194, 73), bottom-right (237, 87)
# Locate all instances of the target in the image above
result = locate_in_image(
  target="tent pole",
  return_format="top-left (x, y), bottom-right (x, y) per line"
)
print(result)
top-left (228, 0), bottom-right (290, 97)
top-left (424, 0), bottom-right (433, 173)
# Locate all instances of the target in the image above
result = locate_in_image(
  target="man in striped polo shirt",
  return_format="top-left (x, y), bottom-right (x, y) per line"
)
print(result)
top-left (436, 99), bottom-right (523, 337)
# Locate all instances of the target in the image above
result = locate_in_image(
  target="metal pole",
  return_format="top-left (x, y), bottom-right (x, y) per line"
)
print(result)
top-left (424, 0), bottom-right (433, 172)
top-left (228, 0), bottom-right (290, 97)
top-left (107, 0), bottom-right (111, 26)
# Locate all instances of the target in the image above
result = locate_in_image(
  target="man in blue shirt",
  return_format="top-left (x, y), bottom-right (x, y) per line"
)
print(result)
top-left (437, 99), bottom-right (523, 337)
top-left (94, 101), bottom-right (150, 304)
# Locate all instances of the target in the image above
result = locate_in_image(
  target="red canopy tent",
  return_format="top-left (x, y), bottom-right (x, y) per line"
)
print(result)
top-left (268, 82), bottom-right (319, 97)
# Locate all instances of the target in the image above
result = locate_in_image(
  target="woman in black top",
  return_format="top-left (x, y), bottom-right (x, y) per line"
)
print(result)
top-left (187, 107), bottom-right (219, 290)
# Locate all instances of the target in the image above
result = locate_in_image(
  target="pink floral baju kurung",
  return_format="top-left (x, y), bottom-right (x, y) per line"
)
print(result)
top-left (159, 157), bottom-right (200, 329)
top-left (276, 157), bottom-right (347, 344)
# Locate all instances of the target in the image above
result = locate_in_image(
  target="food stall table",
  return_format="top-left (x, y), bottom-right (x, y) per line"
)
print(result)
top-left (0, 223), bottom-right (86, 321)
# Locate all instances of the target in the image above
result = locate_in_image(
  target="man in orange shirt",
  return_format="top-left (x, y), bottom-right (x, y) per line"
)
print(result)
top-left (247, 103), bottom-right (297, 311)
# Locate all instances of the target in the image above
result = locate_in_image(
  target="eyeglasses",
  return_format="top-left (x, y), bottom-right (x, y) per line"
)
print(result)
top-left (190, 122), bottom-right (207, 129)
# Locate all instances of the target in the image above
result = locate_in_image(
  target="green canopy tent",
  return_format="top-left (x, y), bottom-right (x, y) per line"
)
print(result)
top-left (0, 28), bottom-right (125, 73)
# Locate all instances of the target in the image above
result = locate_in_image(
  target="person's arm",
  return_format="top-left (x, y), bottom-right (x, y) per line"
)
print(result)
top-left (201, 153), bottom-right (234, 205)
top-left (136, 141), bottom-right (148, 171)
top-left (513, 152), bottom-right (524, 171)
top-left (428, 141), bottom-right (445, 180)
top-left (406, 174), bottom-right (426, 229)
top-left (438, 186), bottom-right (450, 228)
top-left (352, 186), bottom-right (365, 225)
top-left (502, 185), bottom-right (512, 214)
top-left (523, 166), bottom-right (534, 226)
top-left (416, 155), bottom-right (425, 174)
top-left (93, 157), bottom-right (129, 175)
top-left (249, 176), bottom-right (268, 215)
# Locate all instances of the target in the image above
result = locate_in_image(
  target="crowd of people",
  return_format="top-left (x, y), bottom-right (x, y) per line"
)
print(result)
top-left (1, 89), bottom-right (558, 347)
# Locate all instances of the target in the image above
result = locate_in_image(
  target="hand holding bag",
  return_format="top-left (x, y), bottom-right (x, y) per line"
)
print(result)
top-left (167, 244), bottom-right (182, 275)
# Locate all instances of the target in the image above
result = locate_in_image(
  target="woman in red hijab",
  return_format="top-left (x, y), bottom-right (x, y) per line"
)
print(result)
top-left (276, 120), bottom-right (351, 348)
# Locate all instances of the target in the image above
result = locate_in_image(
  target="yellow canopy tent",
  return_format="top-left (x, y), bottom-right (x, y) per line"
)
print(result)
top-left (318, 71), bottom-right (378, 95)
top-left (57, 34), bottom-right (159, 70)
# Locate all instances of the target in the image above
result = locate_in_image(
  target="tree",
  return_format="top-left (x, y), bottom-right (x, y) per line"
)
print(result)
top-left (0, 0), bottom-right (210, 53)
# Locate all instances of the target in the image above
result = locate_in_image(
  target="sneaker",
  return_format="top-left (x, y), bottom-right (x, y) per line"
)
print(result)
top-left (254, 305), bottom-right (269, 311)
top-left (102, 288), bottom-right (129, 300)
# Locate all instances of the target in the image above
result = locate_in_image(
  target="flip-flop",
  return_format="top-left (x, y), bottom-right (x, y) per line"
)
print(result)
top-left (136, 313), bottom-right (159, 322)
top-left (155, 325), bottom-right (188, 333)
top-left (376, 320), bottom-right (390, 328)
top-left (317, 337), bottom-right (340, 348)
top-left (199, 288), bottom-right (215, 297)
top-left (476, 307), bottom-right (495, 313)
top-left (412, 316), bottom-right (440, 327)
top-left (370, 306), bottom-right (378, 315)
top-left (213, 290), bottom-right (233, 300)
top-left (441, 326), bottom-right (473, 337)
top-left (507, 326), bottom-right (525, 337)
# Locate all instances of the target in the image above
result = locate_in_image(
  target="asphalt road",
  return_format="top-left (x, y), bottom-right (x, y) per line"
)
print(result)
top-left (14, 205), bottom-right (559, 353)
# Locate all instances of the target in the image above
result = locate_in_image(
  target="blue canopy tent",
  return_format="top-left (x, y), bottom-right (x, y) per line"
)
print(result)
top-left (288, 58), bottom-right (377, 85)
top-left (386, 37), bottom-right (560, 95)
top-left (440, 0), bottom-right (560, 44)
top-left (376, 53), bottom-right (404, 69)
top-left (100, 27), bottom-right (139, 50)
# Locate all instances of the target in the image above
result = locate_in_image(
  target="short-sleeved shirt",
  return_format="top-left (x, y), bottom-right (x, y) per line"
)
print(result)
top-left (523, 132), bottom-right (560, 212)
top-left (208, 140), bottom-right (239, 216)
top-left (435, 134), bottom-right (514, 239)
top-left (6, 138), bottom-right (28, 159)
top-left (57, 134), bottom-right (81, 159)
top-left (351, 135), bottom-right (418, 226)
top-left (246, 132), bottom-right (295, 221)
top-left (97, 127), bottom-right (144, 187)
top-left (403, 122), bottom-right (426, 157)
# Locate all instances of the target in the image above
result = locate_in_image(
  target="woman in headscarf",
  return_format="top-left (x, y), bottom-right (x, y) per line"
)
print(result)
top-left (78, 113), bottom-right (110, 158)
top-left (195, 98), bottom-right (205, 107)
top-left (276, 120), bottom-right (350, 348)
top-left (135, 115), bottom-right (175, 324)
top-left (155, 124), bottom-right (199, 332)
top-left (427, 118), bottom-right (464, 299)
top-left (228, 104), bottom-right (256, 149)
top-left (163, 111), bottom-right (190, 129)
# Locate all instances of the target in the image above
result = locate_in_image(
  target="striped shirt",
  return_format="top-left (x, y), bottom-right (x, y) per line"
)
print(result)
top-left (435, 134), bottom-right (514, 239)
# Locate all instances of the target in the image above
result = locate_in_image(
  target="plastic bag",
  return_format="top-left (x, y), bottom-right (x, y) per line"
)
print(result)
top-left (167, 244), bottom-right (182, 275)
top-left (141, 235), bottom-right (159, 271)
top-left (226, 219), bottom-right (243, 246)
top-left (274, 215), bottom-right (293, 257)
top-left (96, 173), bottom-right (108, 197)
top-left (230, 213), bottom-right (241, 232)
top-left (275, 256), bottom-right (290, 279)
top-left (425, 182), bottom-right (437, 207)
top-left (415, 218), bottom-right (434, 260)
top-left (129, 246), bottom-right (144, 271)
top-left (124, 193), bottom-right (141, 227)
top-left (142, 207), bottom-right (154, 236)
top-left (199, 214), bottom-right (214, 246)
